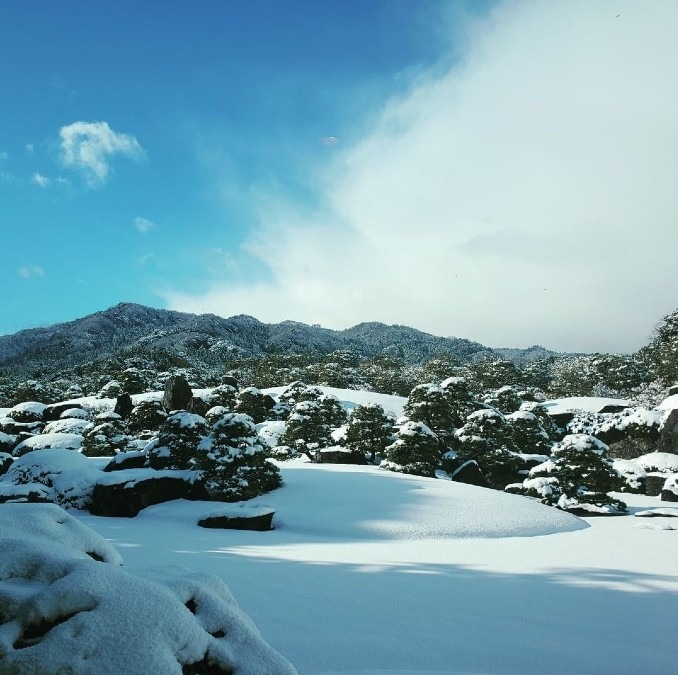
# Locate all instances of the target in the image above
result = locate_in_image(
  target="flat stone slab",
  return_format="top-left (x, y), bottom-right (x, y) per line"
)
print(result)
top-left (635, 508), bottom-right (678, 518)
top-left (198, 505), bottom-right (275, 531)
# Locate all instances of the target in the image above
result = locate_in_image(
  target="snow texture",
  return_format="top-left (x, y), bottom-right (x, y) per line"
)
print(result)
top-left (0, 504), bottom-right (297, 674)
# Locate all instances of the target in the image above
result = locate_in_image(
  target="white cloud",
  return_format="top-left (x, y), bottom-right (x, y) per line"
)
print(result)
top-left (320, 136), bottom-right (341, 146)
top-left (18, 265), bottom-right (45, 279)
top-left (165, 1), bottom-right (678, 353)
top-left (31, 172), bottom-right (50, 188)
top-left (134, 216), bottom-right (155, 233)
top-left (59, 121), bottom-right (145, 185)
top-left (0, 151), bottom-right (8, 161)
top-left (25, 143), bottom-right (34, 154)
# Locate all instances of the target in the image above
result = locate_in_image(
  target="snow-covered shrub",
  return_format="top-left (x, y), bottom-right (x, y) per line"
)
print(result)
top-left (278, 381), bottom-right (309, 406)
top-left (484, 385), bottom-right (524, 414)
top-left (127, 398), bottom-right (168, 434)
top-left (454, 409), bottom-right (521, 489)
top-left (98, 380), bottom-right (123, 399)
top-left (404, 383), bottom-right (458, 446)
top-left (633, 451), bottom-right (678, 474)
top-left (148, 411), bottom-right (210, 470)
top-left (344, 403), bottom-right (395, 462)
top-left (519, 401), bottom-right (559, 440)
top-left (546, 434), bottom-right (626, 514)
top-left (381, 420), bottom-right (440, 477)
top-left (7, 401), bottom-right (46, 424)
top-left (234, 387), bottom-right (271, 424)
top-left (1, 449), bottom-right (101, 509)
top-left (507, 410), bottom-right (552, 455)
top-left (81, 413), bottom-right (134, 457)
top-left (199, 413), bottom-right (282, 501)
top-left (206, 384), bottom-right (239, 410)
top-left (318, 393), bottom-right (347, 428)
top-left (13, 433), bottom-right (84, 457)
top-left (279, 400), bottom-right (333, 459)
top-left (0, 431), bottom-right (18, 455)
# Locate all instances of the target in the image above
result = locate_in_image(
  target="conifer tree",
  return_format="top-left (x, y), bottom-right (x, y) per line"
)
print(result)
top-left (199, 413), bottom-right (281, 501)
top-left (381, 420), bottom-right (440, 477)
top-left (344, 403), bottom-right (395, 462)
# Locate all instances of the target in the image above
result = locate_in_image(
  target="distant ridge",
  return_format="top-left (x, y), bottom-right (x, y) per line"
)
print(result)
top-left (0, 302), bottom-right (561, 375)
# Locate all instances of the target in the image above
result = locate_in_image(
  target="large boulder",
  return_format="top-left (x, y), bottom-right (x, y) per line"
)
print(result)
top-left (198, 505), bottom-right (276, 531)
top-left (162, 375), bottom-right (193, 412)
top-left (113, 393), bottom-right (134, 420)
top-left (44, 402), bottom-right (86, 421)
top-left (89, 470), bottom-right (207, 517)
top-left (660, 475), bottom-right (678, 502)
top-left (657, 408), bottom-right (678, 454)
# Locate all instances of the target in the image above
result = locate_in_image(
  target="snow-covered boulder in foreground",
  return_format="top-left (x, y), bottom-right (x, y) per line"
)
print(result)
top-left (0, 503), bottom-right (297, 674)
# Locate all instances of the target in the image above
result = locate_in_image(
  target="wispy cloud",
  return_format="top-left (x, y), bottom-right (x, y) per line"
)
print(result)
top-left (134, 216), bottom-right (155, 233)
top-left (0, 151), bottom-right (8, 161)
top-left (165, 1), bottom-right (678, 353)
top-left (320, 136), bottom-right (340, 146)
top-left (31, 172), bottom-right (50, 188)
top-left (59, 121), bottom-right (145, 186)
top-left (18, 265), bottom-right (45, 279)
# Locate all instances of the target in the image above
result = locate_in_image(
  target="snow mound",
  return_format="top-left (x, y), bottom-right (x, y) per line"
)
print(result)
top-left (543, 397), bottom-right (632, 414)
top-left (0, 504), bottom-right (297, 674)
top-left (263, 385), bottom-right (406, 418)
top-left (262, 463), bottom-right (586, 539)
top-left (635, 452), bottom-right (678, 473)
top-left (14, 432), bottom-right (84, 455)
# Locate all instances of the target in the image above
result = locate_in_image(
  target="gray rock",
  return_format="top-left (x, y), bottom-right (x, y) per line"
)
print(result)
top-left (162, 375), bottom-right (193, 412)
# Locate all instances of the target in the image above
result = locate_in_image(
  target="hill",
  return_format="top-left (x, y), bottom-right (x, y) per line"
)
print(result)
top-left (0, 302), bottom-right (561, 376)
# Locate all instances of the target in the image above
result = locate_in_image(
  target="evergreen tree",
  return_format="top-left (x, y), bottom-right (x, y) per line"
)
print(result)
top-left (381, 420), bottom-right (440, 477)
top-left (454, 409), bottom-right (521, 488)
top-left (530, 434), bottom-right (627, 513)
top-left (148, 411), bottom-right (209, 469)
top-left (404, 383), bottom-right (457, 448)
top-left (234, 387), bottom-right (271, 424)
top-left (127, 399), bottom-right (168, 435)
top-left (207, 384), bottom-right (238, 410)
top-left (279, 400), bottom-right (333, 459)
top-left (483, 385), bottom-right (524, 415)
top-left (506, 410), bottom-right (552, 455)
top-left (199, 413), bottom-right (281, 501)
top-left (317, 393), bottom-right (348, 428)
top-left (82, 412), bottom-right (134, 457)
top-left (344, 403), bottom-right (395, 462)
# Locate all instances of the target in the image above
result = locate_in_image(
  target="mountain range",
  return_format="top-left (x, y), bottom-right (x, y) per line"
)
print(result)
top-left (0, 302), bottom-right (560, 375)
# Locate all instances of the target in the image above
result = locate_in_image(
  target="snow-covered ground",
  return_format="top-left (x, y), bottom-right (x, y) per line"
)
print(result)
top-left (4, 385), bottom-right (678, 673)
top-left (76, 461), bottom-right (678, 675)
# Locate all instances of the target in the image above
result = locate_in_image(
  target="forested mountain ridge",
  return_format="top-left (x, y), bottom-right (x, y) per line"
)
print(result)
top-left (0, 302), bottom-right (557, 375)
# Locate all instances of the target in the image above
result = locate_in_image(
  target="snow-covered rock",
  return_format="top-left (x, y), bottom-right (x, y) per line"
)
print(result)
top-left (0, 503), bottom-right (297, 674)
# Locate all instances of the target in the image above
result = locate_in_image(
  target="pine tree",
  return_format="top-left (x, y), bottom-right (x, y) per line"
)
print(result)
top-left (127, 399), bottom-right (168, 435)
top-left (404, 383), bottom-right (457, 448)
top-left (344, 403), bottom-right (395, 462)
top-left (484, 385), bottom-right (524, 414)
top-left (506, 410), bottom-right (552, 455)
top-left (546, 434), bottom-right (626, 513)
top-left (199, 413), bottom-right (281, 501)
top-left (381, 420), bottom-right (440, 477)
top-left (148, 411), bottom-right (209, 469)
top-left (454, 409), bottom-right (521, 488)
top-left (317, 393), bottom-right (347, 428)
top-left (279, 400), bottom-right (333, 459)
top-left (82, 412), bottom-right (134, 457)
top-left (234, 387), bottom-right (271, 424)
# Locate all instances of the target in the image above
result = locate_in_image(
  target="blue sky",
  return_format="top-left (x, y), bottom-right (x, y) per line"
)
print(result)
top-left (2, 1), bottom-right (678, 353)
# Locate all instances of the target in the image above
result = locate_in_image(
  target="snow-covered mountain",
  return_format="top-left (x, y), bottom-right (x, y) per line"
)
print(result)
top-left (0, 302), bottom-right (559, 374)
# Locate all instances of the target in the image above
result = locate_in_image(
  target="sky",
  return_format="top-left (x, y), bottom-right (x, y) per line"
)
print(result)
top-left (1, 0), bottom-right (677, 354)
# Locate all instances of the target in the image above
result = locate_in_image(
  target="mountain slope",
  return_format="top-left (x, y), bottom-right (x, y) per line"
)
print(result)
top-left (0, 302), bottom-right (559, 375)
